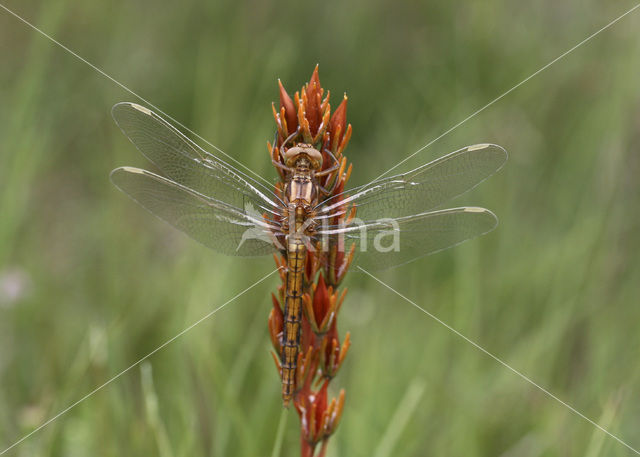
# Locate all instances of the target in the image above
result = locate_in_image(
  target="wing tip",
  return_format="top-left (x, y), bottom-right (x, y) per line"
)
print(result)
top-left (463, 205), bottom-right (495, 213)
top-left (109, 166), bottom-right (145, 184)
top-left (111, 102), bottom-right (153, 120)
top-left (111, 101), bottom-right (128, 117)
top-left (466, 143), bottom-right (509, 177)
top-left (467, 142), bottom-right (508, 156)
top-left (114, 166), bottom-right (144, 174)
top-left (463, 206), bottom-right (499, 230)
top-left (129, 103), bottom-right (152, 115)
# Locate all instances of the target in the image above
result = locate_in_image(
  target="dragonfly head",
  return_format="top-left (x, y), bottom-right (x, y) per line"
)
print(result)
top-left (283, 144), bottom-right (323, 170)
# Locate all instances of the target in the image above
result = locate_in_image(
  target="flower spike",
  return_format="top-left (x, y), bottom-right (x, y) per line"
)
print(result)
top-left (268, 66), bottom-right (353, 455)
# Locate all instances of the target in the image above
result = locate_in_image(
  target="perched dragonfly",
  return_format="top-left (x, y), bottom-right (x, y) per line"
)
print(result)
top-left (110, 102), bottom-right (507, 404)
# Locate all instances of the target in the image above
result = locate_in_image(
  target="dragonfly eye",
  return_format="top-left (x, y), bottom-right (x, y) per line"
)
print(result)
top-left (283, 145), bottom-right (323, 170)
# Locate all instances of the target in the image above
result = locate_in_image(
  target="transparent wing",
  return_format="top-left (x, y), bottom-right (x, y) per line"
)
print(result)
top-left (317, 207), bottom-right (498, 270)
top-left (317, 144), bottom-right (507, 222)
top-left (111, 167), bottom-right (280, 257)
top-left (112, 102), bottom-right (281, 215)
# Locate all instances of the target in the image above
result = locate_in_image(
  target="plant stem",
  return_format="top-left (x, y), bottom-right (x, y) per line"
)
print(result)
top-left (270, 408), bottom-right (288, 457)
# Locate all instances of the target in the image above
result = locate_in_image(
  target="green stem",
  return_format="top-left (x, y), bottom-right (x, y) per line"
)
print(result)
top-left (270, 408), bottom-right (288, 457)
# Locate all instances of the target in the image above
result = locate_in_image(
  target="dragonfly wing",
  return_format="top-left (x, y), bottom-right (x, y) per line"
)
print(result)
top-left (111, 167), bottom-right (280, 257)
top-left (318, 207), bottom-right (498, 270)
top-left (318, 144), bottom-right (507, 221)
top-left (112, 102), bottom-right (280, 215)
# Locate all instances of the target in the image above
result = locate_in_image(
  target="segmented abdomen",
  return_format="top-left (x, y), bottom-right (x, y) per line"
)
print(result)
top-left (281, 238), bottom-right (306, 406)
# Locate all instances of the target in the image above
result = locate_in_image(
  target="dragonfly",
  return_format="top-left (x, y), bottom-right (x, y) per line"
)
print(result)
top-left (110, 102), bottom-right (507, 404)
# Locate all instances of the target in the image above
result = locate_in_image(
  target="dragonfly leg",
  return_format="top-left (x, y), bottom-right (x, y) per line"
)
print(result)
top-left (316, 149), bottom-right (341, 196)
top-left (279, 129), bottom-right (300, 161)
top-left (272, 159), bottom-right (293, 173)
top-left (318, 181), bottom-right (337, 196)
top-left (315, 148), bottom-right (340, 177)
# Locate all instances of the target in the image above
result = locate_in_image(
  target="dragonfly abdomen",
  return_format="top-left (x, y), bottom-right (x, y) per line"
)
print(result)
top-left (282, 237), bottom-right (306, 405)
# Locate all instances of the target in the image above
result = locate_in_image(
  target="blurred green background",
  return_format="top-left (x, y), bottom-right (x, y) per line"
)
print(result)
top-left (1, 0), bottom-right (639, 456)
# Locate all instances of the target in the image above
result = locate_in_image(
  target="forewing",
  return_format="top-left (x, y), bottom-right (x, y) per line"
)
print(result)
top-left (318, 144), bottom-right (507, 222)
top-left (112, 102), bottom-right (280, 215)
top-left (111, 167), bottom-right (279, 257)
top-left (318, 207), bottom-right (498, 270)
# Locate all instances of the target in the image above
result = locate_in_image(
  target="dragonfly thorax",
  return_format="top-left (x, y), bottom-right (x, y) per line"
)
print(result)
top-left (284, 167), bottom-right (318, 208)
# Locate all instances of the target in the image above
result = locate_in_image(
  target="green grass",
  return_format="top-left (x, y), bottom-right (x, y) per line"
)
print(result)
top-left (1, 0), bottom-right (640, 455)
